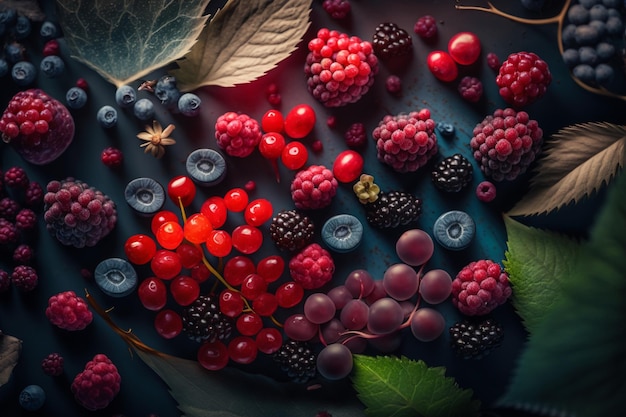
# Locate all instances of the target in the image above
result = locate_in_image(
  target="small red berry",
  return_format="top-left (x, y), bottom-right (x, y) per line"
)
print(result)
top-left (101, 147), bottom-right (123, 168)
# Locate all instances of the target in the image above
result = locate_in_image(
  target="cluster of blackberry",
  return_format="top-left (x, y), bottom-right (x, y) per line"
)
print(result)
top-left (272, 339), bottom-right (318, 383)
top-left (0, 165), bottom-right (43, 293)
top-left (181, 294), bottom-right (234, 343)
top-left (269, 209), bottom-right (315, 252)
top-left (449, 317), bottom-right (504, 359)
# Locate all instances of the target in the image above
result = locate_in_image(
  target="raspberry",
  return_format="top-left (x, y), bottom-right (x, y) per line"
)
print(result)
top-left (0, 269), bottom-right (10, 292)
top-left (3, 166), bottom-right (29, 188)
top-left (273, 339), bottom-right (317, 383)
top-left (0, 196), bottom-right (20, 220)
top-left (43, 39), bottom-right (60, 56)
top-left (372, 22), bottom-right (413, 60)
top-left (101, 146), bottom-right (123, 168)
top-left (496, 51), bottom-right (551, 107)
top-left (41, 352), bottom-right (64, 376)
top-left (14, 207), bottom-right (37, 230)
top-left (24, 181), bottom-right (44, 207)
top-left (449, 318), bottom-right (504, 359)
top-left (451, 260), bottom-right (512, 316)
top-left (414, 15), bottom-right (438, 40)
top-left (372, 109), bottom-right (438, 172)
top-left (290, 165), bottom-right (338, 210)
top-left (457, 76), bottom-right (483, 102)
top-left (214, 112), bottom-right (262, 157)
top-left (469, 108), bottom-right (543, 181)
top-left (13, 243), bottom-right (34, 264)
top-left (11, 265), bottom-right (38, 292)
top-left (476, 181), bottom-right (497, 202)
top-left (0, 218), bottom-right (19, 245)
top-left (486, 52), bottom-right (500, 71)
top-left (322, 0), bottom-right (351, 19)
top-left (431, 154), bottom-right (473, 192)
top-left (45, 290), bottom-right (93, 330)
top-left (269, 209), bottom-right (315, 251)
top-left (365, 190), bottom-right (422, 229)
top-left (289, 243), bottom-right (335, 289)
top-left (344, 122), bottom-right (367, 148)
top-left (71, 354), bottom-right (121, 410)
top-left (304, 28), bottom-right (379, 107)
top-left (385, 75), bottom-right (402, 94)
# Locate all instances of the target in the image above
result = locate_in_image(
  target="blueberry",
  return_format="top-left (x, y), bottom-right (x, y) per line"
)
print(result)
top-left (94, 257), bottom-right (138, 297)
top-left (0, 9), bottom-right (17, 25)
top-left (66, 87), bottom-right (88, 109)
top-left (40, 55), bottom-right (65, 77)
top-left (40, 21), bottom-right (59, 40)
top-left (605, 16), bottom-right (624, 35)
top-left (595, 63), bottom-right (614, 85)
top-left (133, 98), bottom-right (155, 120)
top-left (155, 75), bottom-right (181, 108)
top-left (321, 214), bottom-right (364, 253)
top-left (97, 105), bottom-right (118, 128)
top-left (567, 4), bottom-right (590, 24)
top-left (5, 42), bottom-right (25, 64)
top-left (578, 0), bottom-right (600, 7)
top-left (561, 24), bottom-right (578, 47)
top-left (596, 42), bottom-right (615, 60)
top-left (520, 0), bottom-right (546, 11)
top-left (433, 210), bottom-right (475, 251)
top-left (0, 58), bottom-right (8, 77)
top-left (574, 25), bottom-right (600, 45)
top-left (11, 61), bottom-right (36, 86)
top-left (124, 177), bottom-right (165, 216)
top-left (578, 46), bottom-right (599, 65)
top-left (115, 84), bottom-right (137, 108)
top-left (588, 19), bottom-right (607, 37)
top-left (178, 93), bottom-right (201, 117)
top-left (185, 148), bottom-right (227, 186)
top-left (14, 15), bottom-right (31, 39)
top-left (436, 122), bottom-right (456, 138)
top-left (562, 48), bottom-right (579, 67)
top-left (19, 385), bottom-right (45, 411)
top-left (573, 64), bottom-right (596, 83)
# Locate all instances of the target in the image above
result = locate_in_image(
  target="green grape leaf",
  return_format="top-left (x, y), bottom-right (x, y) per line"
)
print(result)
top-left (0, 331), bottom-right (22, 387)
top-left (351, 355), bottom-right (481, 417)
top-left (171, 0), bottom-right (311, 91)
top-left (55, 0), bottom-right (211, 87)
top-left (502, 215), bottom-right (581, 333)
top-left (500, 169), bottom-right (626, 416)
top-left (507, 122), bottom-right (626, 217)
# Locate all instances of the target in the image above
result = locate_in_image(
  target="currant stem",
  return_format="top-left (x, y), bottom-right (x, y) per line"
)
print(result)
top-left (454, 0), bottom-right (570, 25)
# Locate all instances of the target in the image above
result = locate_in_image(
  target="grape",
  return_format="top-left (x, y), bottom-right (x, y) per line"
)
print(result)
top-left (327, 285), bottom-right (353, 310)
top-left (410, 307), bottom-right (445, 342)
top-left (283, 313), bottom-right (318, 341)
top-left (340, 299), bottom-right (369, 330)
top-left (321, 318), bottom-right (346, 344)
top-left (304, 293), bottom-right (337, 324)
top-left (399, 300), bottom-right (416, 319)
top-left (344, 269), bottom-right (375, 298)
top-left (418, 269), bottom-right (452, 304)
top-left (365, 279), bottom-right (387, 304)
top-left (367, 331), bottom-right (403, 353)
top-left (383, 263), bottom-right (419, 301)
top-left (316, 343), bottom-right (353, 380)
top-left (367, 297), bottom-right (404, 335)
top-left (395, 229), bottom-right (434, 266)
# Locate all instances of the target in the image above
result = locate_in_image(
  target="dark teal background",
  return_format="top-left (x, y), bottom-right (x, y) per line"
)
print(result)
top-left (1, 1), bottom-right (623, 416)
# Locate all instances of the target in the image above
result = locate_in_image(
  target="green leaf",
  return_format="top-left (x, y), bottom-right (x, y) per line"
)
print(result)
top-left (507, 122), bottom-right (626, 217)
top-left (501, 169), bottom-right (626, 416)
top-left (502, 216), bottom-right (581, 333)
top-left (351, 355), bottom-right (481, 417)
top-left (171, 0), bottom-right (311, 91)
top-left (55, 0), bottom-right (211, 87)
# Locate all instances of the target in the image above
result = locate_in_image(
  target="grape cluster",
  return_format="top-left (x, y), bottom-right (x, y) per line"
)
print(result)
top-left (561, 0), bottom-right (626, 87)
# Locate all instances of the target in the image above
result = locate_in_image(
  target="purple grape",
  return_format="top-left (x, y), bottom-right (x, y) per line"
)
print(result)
top-left (410, 307), bottom-right (445, 342)
top-left (340, 299), bottom-right (369, 330)
top-left (316, 343), bottom-right (353, 380)
top-left (283, 313), bottom-right (319, 341)
top-left (418, 269), bottom-right (452, 304)
top-left (367, 297), bottom-right (404, 335)
top-left (344, 269), bottom-right (375, 298)
top-left (327, 285), bottom-right (353, 310)
top-left (304, 293), bottom-right (337, 324)
top-left (383, 263), bottom-right (419, 301)
top-left (395, 229), bottom-right (434, 266)
top-left (321, 318), bottom-right (346, 344)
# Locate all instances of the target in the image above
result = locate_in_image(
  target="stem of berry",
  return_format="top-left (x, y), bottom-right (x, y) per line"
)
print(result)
top-left (271, 159), bottom-right (281, 183)
top-left (454, 0), bottom-right (570, 25)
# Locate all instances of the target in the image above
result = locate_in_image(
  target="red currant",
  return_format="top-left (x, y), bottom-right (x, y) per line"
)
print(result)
top-left (223, 188), bottom-right (249, 212)
top-left (219, 289), bottom-right (244, 318)
top-left (261, 109), bottom-right (284, 133)
top-left (256, 255), bottom-right (285, 283)
top-left (124, 234), bottom-right (157, 265)
top-left (281, 141), bottom-right (308, 170)
top-left (223, 255), bottom-right (256, 286)
top-left (154, 309), bottom-right (183, 339)
top-left (256, 328), bottom-right (283, 354)
top-left (244, 198), bottom-right (273, 227)
top-left (156, 220), bottom-right (184, 250)
top-left (427, 50), bottom-right (458, 82)
top-left (150, 249), bottom-right (183, 280)
top-left (151, 210), bottom-right (179, 235)
top-left (240, 273), bottom-right (267, 300)
top-left (448, 31), bottom-right (481, 66)
top-left (206, 229), bottom-right (232, 258)
top-left (138, 277), bottom-right (167, 310)
top-left (332, 150), bottom-right (364, 183)
top-left (252, 292), bottom-right (278, 316)
top-left (197, 341), bottom-right (229, 371)
top-left (275, 281), bottom-right (304, 308)
top-left (236, 312), bottom-right (263, 336)
top-left (228, 336), bottom-right (258, 364)
top-left (167, 175), bottom-right (196, 207)
top-left (184, 212), bottom-right (213, 244)
top-left (190, 263), bottom-right (211, 283)
top-left (244, 180), bottom-right (256, 191)
top-left (200, 196), bottom-right (227, 228)
top-left (259, 132), bottom-right (286, 159)
top-left (284, 104), bottom-right (316, 139)
top-left (176, 242), bottom-right (203, 269)
top-left (231, 225), bottom-right (263, 254)
top-left (170, 275), bottom-right (200, 306)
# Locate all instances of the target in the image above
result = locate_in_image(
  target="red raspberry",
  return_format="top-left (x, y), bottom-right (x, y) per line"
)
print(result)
top-left (71, 354), bottom-right (121, 410)
top-left (0, 218), bottom-right (19, 245)
top-left (305, 28), bottom-right (379, 107)
top-left (385, 75), bottom-right (402, 94)
top-left (486, 52), bottom-right (500, 72)
top-left (451, 260), bottom-right (512, 316)
top-left (24, 181), bottom-right (44, 207)
top-left (290, 165), bottom-right (338, 210)
top-left (414, 15), bottom-right (438, 40)
top-left (41, 352), bottom-right (64, 376)
top-left (322, 0), bottom-right (351, 19)
top-left (469, 108), bottom-right (543, 181)
top-left (0, 196), bottom-right (20, 220)
top-left (0, 269), bottom-right (10, 292)
top-left (476, 181), bottom-right (497, 202)
top-left (13, 243), bottom-right (34, 263)
top-left (214, 112), bottom-right (262, 157)
top-left (43, 39), bottom-right (60, 56)
top-left (496, 51), bottom-right (551, 107)
top-left (372, 108), bottom-right (438, 172)
top-left (101, 146), bottom-right (123, 168)
top-left (344, 122), bottom-right (367, 148)
top-left (11, 265), bottom-right (38, 292)
top-left (45, 290), bottom-right (93, 330)
top-left (458, 76), bottom-right (483, 102)
top-left (289, 243), bottom-right (335, 290)
top-left (14, 207), bottom-right (37, 230)
top-left (3, 166), bottom-right (29, 188)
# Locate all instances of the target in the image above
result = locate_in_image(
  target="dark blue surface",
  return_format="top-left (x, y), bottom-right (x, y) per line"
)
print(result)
top-left (1, 1), bottom-right (624, 416)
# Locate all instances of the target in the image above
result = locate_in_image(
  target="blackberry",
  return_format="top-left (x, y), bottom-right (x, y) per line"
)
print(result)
top-left (273, 339), bottom-right (317, 383)
top-left (3, 166), bottom-right (29, 188)
top-left (457, 76), bottom-right (483, 102)
top-left (449, 318), bottom-right (504, 359)
top-left (24, 181), bottom-right (43, 207)
top-left (365, 191), bottom-right (422, 229)
top-left (344, 122), bottom-right (367, 148)
top-left (0, 218), bottom-right (18, 245)
top-left (431, 154), bottom-right (473, 192)
top-left (41, 352), bottom-right (64, 376)
top-left (182, 294), bottom-right (233, 343)
top-left (11, 265), bottom-right (38, 292)
top-left (372, 22), bottom-right (413, 59)
top-left (269, 209), bottom-right (315, 251)
top-left (13, 243), bottom-right (34, 264)
top-left (414, 15), bottom-right (438, 40)
top-left (0, 196), bottom-right (20, 220)
top-left (15, 207), bottom-right (37, 230)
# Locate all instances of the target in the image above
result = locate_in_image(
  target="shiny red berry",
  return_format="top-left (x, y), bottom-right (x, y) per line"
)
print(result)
top-left (261, 109), bottom-right (284, 133)
top-left (223, 188), bottom-right (249, 212)
top-left (150, 249), bottom-right (182, 280)
top-left (124, 234), bottom-right (157, 265)
top-left (256, 327), bottom-right (283, 354)
top-left (156, 221), bottom-right (184, 250)
top-left (448, 31), bottom-right (481, 66)
top-left (206, 229), bottom-right (232, 258)
top-left (183, 213), bottom-right (213, 244)
top-left (236, 312), bottom-right (263, 336)
top-left (170, 275), bottom-right (200, 306)
top-left (138, 277), bottom-right (168, 311)
top-left (427, 50), bottom-right (458, 82)
top-left (167, 175), bottom-right (196, 207)
top-left (244, 198), bottom-right (273, 227)
top-left (228, 336), bottom-right (257, 364)
top-left (200, 196), bottom-right (227, 228)
top-left (219, 289), bottom-right (244, 318)
top-left (197, 341), bottom-right (229, 371)
top-left (256, 255), bottom-right (285, 283)
top-left (332, 150), bottom-right (364, 183)
top-left (154, 309), bottom-right (183, 339)
top-left (151, 210), bottom-right (179, 235)
top-left (275, 281), bottom-right (304, 308)
top-left (223, 255), bottom-right (256, 286)
top-left (281, 141), bottom-right (308, 170)
top-left (284, 104), bottom-right (316, 139)
top-left (231, 225), bottom-right (263, 255)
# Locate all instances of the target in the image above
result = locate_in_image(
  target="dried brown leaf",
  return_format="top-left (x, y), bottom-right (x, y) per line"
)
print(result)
top-left (172, 0), bottom-right (311, 91)
top-left (0, 0), bottom-right (45, 21)
top-left (0, 331), bottom-right (22, 387)
top-left (507, 122), bottom-right (626, 217)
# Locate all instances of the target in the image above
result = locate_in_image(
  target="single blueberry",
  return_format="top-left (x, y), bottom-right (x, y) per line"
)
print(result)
top-left (588, 19), bottom-right (607, 37)
top-left (19, 385), bottom-right (46, 411)
top-left (574, 25), bottom-right (600, 45)
top-left (178, 93), bottom-right (201, 117)
top-left (561, 24), bottom-right (577, 47)
top-left (186, 148), bottom-right (226, 186)
top-left (595, 63), bottom-right (614, 85)
top-left (567, 4), bottom-right (590, 25)
top-left (562, 49), bottom-right (579, 67)
top-left (321, 214), bottom-right (364, 253)
top-left (596, 42), bottom-right (615, 61)
top-left (436, 122), bottom-right (456, 138)
top-left (589, 4), bottom-right (608, 21)
top-left (94, 257), bottom-right (138, 297)
top-left (115, 85), bottom-right (137, 108)
top-left (0, 58), bottom-right (8, 77)
top-left (11, 61), bottom-right (36, 86)
top-left (97, 105), bottom-right (118, 128)
top-left (124, 177), bottom-right (166, 216)
top-left (0, 9), bottom-right (17, 25)
top-left (155, 75), bottom-right (180, 108)
top-left (605, 16), bottom-right (624, 35)
top-left (66, 87), bottom-right (88, 109)
top-left (133, 98), bottom-right (155, 120)
top-left (573, 64), bottom-right (596, 84)
top-left (433, 210), bottom-right (475, 251)
top-left (14, 15), bottom-right (31, 39)
top-left (40, 55), bottom-right (65, 77)
top-left (40, 21), bottom-right (59, 40)
top-left (5, 42), bottom-right (25, 64)
top-left (578, 46), bottom-right (598, 65)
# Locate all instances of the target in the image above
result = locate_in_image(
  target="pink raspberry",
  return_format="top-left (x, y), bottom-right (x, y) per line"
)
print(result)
top-left (15, 207), bottom-right (37, 231)
top-left (486, 52), bottom-right (500, 72)
top-left (289, 243), bottom-right (335, 289)
top-left (344, 122), bottom-right (367, 148)
top-left (458, 76), bottom-right (483, 102)
top-left (13, 243), bottom-right (34, 264)
top-left (372, 108), bottom-right (438, 172)
top-left (414, 15), bottom-right (438, 40)
top-left (0, 196), bottom-right (20, 220)
top-left (0, 218), bottom-right (18, 245)
top-left (101, 146), bottom-right (123, 168)
top-left (496, 51), bottom-right (551, 107)
top-left (11, 265), bottom-right (38, 291)
top-left (476, 181), bottom-right (497, 202)
top-left (45, 290), bottom-right (93, 330)
top-left (71, 354), bottom-right (121, 410)
top-left (41, 352), bottom-right (64, 376)
top-left (214, 112), bottom-right (262, 157)
top-left (322, 0), bottom-right (351, 19)
top-left (305, 28), bottom-right (379, 107)
top-left (24, 181), bottom-right (44, 207)
top-left (290, 165), bottom-right (338, 210)
top-left (3, 166), bottom-right (29, 188)
top-left (451, 260), bottom-right (512, 316)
